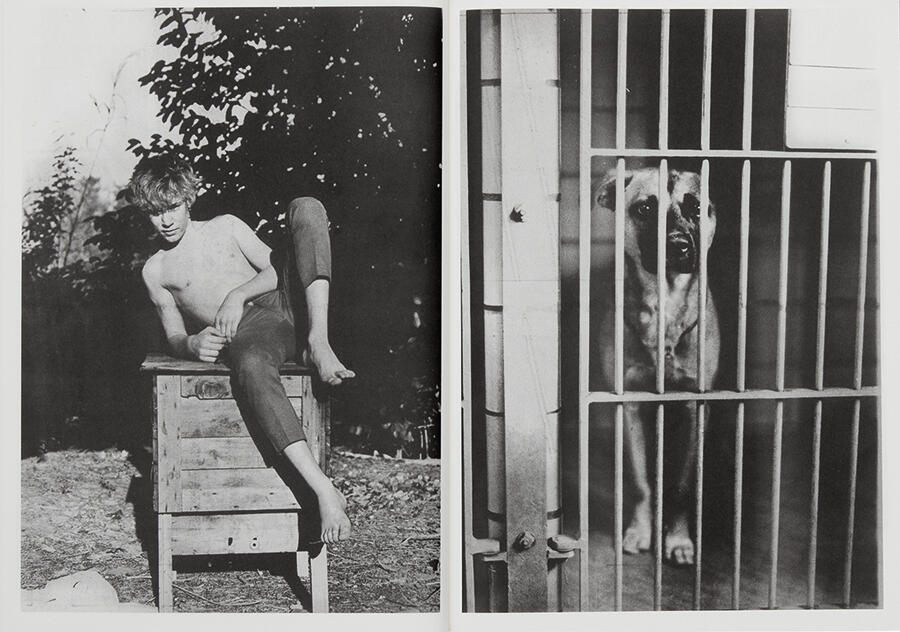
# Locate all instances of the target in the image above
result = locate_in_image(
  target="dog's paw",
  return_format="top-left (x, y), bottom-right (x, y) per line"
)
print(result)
top-left (664, 531), bottom-right (695, 566)
top-left (623, 523), bottom-right (651, 554)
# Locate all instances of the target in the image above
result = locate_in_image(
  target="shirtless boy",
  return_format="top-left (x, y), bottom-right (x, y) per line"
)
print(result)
top-left (132, 154), bottom-right (353, 544)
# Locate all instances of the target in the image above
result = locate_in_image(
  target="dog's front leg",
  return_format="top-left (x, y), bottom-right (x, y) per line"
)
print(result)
top-left (623, 401), bottom-right (652, 554)
top-left (665, 401), bottom-right (699, 565)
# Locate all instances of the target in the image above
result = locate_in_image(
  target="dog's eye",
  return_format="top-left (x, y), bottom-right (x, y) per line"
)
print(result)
top-left (682, 193), bottom-right (701, 220)
top-left (631, 197), bottom-right (657, 220)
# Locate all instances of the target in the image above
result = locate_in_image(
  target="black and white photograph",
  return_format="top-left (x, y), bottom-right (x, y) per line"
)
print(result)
top-left (462, 7), bottom-right (889, 613)
top-left (14, 5), bottom-right (441, 614)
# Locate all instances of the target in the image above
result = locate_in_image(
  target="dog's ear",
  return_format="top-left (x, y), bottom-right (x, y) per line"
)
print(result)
top-left (594, 168), bottom-right (633, 211)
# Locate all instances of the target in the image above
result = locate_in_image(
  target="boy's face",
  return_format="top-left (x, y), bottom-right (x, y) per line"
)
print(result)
top-left (148, 201), bottom-right (190, 244)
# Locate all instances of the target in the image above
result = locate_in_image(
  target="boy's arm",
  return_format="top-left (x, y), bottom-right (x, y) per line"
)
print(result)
top-left (214, 215), bottom-right (280, 341)
top-left (143, 258), bottom-right (226, 362)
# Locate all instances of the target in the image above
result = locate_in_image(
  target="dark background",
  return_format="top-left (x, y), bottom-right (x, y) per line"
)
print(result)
top-left (22, 7), bottom-right (442, 459)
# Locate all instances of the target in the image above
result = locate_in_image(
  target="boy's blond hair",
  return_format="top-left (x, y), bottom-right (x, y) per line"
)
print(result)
top-left (129, 154), bottom-right (202, 213)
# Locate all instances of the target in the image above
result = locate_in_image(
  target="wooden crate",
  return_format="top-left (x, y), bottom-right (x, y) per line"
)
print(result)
top-left (142, 354), bottom-right (330, 613)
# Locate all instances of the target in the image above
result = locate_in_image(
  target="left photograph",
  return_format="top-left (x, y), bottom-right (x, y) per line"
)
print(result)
top-left (20, 7), bottom-right (441, 613)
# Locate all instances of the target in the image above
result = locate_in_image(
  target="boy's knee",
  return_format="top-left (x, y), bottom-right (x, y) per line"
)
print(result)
top-left (288, 197), bottom-right (327, 228)
top-left (234, 347), bottom-right (279, 388)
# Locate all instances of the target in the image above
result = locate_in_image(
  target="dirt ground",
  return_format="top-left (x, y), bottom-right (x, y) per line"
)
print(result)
top-left (21, 449), bottom-right (440, 613)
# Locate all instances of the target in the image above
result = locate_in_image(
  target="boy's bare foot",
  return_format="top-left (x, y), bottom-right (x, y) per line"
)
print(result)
top-left (304, 338), bottom-right (356, 385)
top-left (319, 486), bottom-right (351, 544)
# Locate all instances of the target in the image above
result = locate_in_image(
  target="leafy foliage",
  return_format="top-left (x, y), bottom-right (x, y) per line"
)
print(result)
top-left (132, 8), bottom-right (441, 456)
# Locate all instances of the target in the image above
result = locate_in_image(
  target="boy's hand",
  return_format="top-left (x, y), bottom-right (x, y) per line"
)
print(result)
top-left (215, 291), bottom-right (245, 342)
top-left (188, 326), bottom-right (227, 362)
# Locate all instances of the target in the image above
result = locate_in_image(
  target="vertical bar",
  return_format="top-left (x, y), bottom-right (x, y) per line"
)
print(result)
top-left (741, 10), bottom-right (755, 150)
top-left (845, 163), bottom-right (871, 607)
top-left (737, 160), bottom-right (751, 391)
top-left (657, 159), bottom-right (667, 394)
top-left (578, 8), bottom-right (592, 612)
top-left (808, 161), bottom-right (830, 609)
top-left (659, 10), bottom-right (670, 150)
top-left (733, 402), bottom-right (745, 609)
top-left (854, 162), bottom-right (871, 390)
top-left (700, 9), bottom-right (713, 150)
top-left (808, 400), bottom-right (822, 608)
top-left (615, 158), bottom-right (626, 394)
top-left (654, 404), bottom-right (664, 610)
top-left (698, 160), bottom-right (709, 392)
top-left (769, 159), bottom-right (790, 609)
top-left (733, 158), bottom-right (751, 610)
top-left (844, 400), bottom-right (861, 606)
top-left (693, 402), bottom-right (706, 609)
top-left (461, 13), bottom-right (475, 612)
top-left (770, 401), bottom-right (784, 608)
top-left (815, 162), bottom-right (832, 391)
top-left (614, 404), bottom-right (624, 611)
top-left (776, 161), bottom-right (791, 391)
top-left (616, 10), bottom-right (628, 150)
top-left (653, 154), bottom-right (667, 610)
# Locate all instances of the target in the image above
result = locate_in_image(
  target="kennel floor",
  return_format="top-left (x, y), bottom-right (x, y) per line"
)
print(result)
top-left (581, 401), bottom-right (879, 611)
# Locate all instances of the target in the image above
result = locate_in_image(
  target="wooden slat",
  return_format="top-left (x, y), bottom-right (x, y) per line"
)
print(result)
top-left (155, 376), bottom-right (182, 513)
top-left (301, 374), bottom-right (328, 470)
top-left (181, 437), bottom-right (269, 470)
top-left (701, 10), bottom-right (713, 150)
top-left (616, 10), bottom-right (628, 150)
top-left (180, 375), bottom-right (304, 399)
top-left (181, 468), bottom-right (300, 512)
top-left (742, 10), bottom-right (755, 150)
top-left (142, 354), bottom-right (311, 376)
top-left (589, 148), bottom-right (875, 160)
top-left (176, 396), bottom-right (304, 439)
top-left (170, 512), bottom-right (301, 555)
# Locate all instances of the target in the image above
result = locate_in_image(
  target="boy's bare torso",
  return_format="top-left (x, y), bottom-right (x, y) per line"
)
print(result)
top-left (149, 217), bottom-right (265, 328)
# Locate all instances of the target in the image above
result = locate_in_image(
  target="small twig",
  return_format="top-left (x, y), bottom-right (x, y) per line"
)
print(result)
top-left (173, 583), bottom-right (261, 608)
top-left (382, 594), bottom-right (419, 609)
top-left (376, 560), bottom-right (399, 573)
top-left (422, 585), bottom-right (440, 603)
top-left (400, 534), bottom-right (440, 545)
top-left (124, 574), bottom-right (152, 580)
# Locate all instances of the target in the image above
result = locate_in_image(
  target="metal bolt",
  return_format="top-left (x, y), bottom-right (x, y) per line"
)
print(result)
top-left (514, 531), bottom-right (536, 550)
top-left (509, 205), bottom-right (525, 223)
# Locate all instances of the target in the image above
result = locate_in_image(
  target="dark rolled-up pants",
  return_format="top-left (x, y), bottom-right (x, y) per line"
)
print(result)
top-left (224, 197), bottom-right (331, 452)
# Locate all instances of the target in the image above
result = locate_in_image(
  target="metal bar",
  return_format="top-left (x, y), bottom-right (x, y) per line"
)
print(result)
top-left (460, 14), bottom-right (475, 611)
top-left (659, 10), bottom-right (670, 150)
top-left (854, 162), bottom-right (872, 389)
top-left (776, 161), bottom-right (791, 391)
top-left (699, 161), bottom-right (709, 392)
top-left (742, 10), bottom-right (755, 150)
top-left (808, 399), bottom-right (822, 608)
top-left (694, 402), bottom-right (706, 609)
top-left (616, 10), bottom-right (628, 150)
top-left (587, 386), bottom-right (879, 404)
top-left (737, 160), bottom-right (751, 391)
top-left (614, 403), bottom-right (624, 610)
top-left (615, 158), bottom-right (626, 394)
top-left (816, 162), bottom-right (832, 391)
top-left (770, 400), bottom-right (784, 608)
top-left (657, 158), bottom-right (667, 394)
top-left (701, 10), bottom-right (713, 150)
top-left (844, 399), bottom-right (861, 606)
top-left (588, 148), bottom-right (876, 160)
top-left (654, 404), bottom-right (664, 610)
top-left (578, 8), bottom-right (593, 612)
top-left (733, 402), bottom-right (745, 609)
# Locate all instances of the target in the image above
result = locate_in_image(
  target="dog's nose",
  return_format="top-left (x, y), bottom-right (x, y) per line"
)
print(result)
top-left (667, 233), bottom-right (697, 273)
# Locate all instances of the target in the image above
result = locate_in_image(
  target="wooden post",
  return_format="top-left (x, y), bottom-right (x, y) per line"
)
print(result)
top-left (309, 547), bottom-right (329, 613)
top-left (500, 9), bottom-right (561, 611)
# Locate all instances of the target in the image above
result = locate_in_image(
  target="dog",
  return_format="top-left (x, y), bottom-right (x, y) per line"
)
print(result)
top-left (594, 167), bottom-right (720, 566)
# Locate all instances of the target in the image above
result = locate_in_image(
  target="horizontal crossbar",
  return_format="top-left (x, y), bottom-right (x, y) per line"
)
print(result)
top-left (586, 386), bottom-right (879, 404)
top-left (588, 148), bottom-right (876, 160)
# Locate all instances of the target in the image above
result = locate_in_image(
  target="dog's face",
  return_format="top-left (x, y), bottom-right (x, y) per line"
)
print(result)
top-left (594, 168), bottom-right (716, 276)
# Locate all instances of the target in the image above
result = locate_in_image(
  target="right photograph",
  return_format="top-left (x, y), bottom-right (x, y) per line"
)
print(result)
top-left (461, 8), bottom-right (881, 612)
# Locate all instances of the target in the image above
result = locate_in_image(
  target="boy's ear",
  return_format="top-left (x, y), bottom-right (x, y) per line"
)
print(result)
top-left (593, 168), bottom-right (633, 211)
